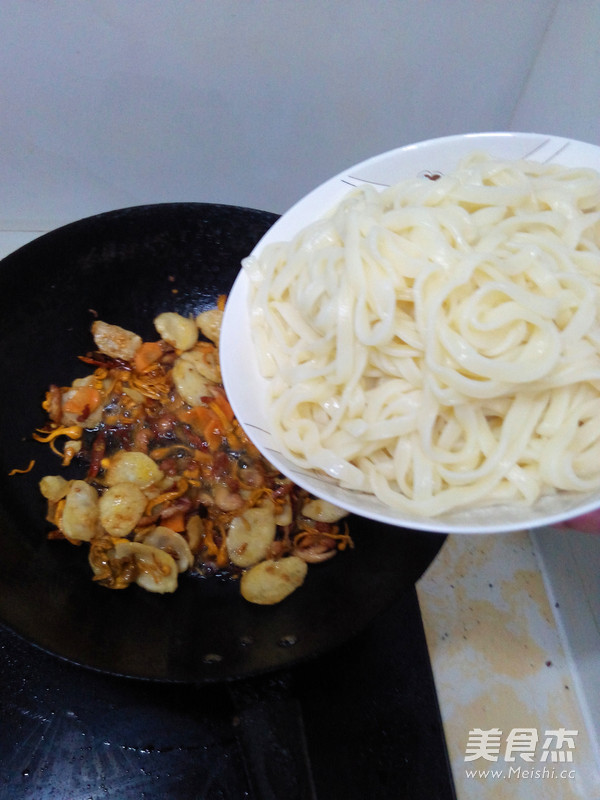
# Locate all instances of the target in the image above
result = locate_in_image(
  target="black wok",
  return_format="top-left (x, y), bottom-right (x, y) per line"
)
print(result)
top-left (0, 203), bottom-right (445, 685)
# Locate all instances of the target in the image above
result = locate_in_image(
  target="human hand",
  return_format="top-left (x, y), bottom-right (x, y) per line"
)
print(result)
top-left (556, 509), bottom-right (600, 534)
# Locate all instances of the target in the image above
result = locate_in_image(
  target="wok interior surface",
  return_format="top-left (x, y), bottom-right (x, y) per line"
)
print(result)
top-left (0, 203), bottom-right (446, 683)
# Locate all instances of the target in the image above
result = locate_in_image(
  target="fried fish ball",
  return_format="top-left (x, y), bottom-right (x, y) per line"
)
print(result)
top-left (196, 307), bottom-right (223, 345)
top-left (154, 311), bottom-right (198, 351)
top-left (172, 352), bottom-right (215, 407)
top-left (91, 320), bottom-right (142, 361)
top-left (240, 557), bottom-right (308, 605)
top-left (226, 505), bottom-right (277, 567)
top-left (62, 480), bottom-right (101, 541)
top-left (302, 498), bottom-right (349, 523)
top-left (99, 482), bottom-right (147, 537)
top-left (103, 451), bottom-right (164, 489)
top-left (39, 474), bottom-right (70, 503)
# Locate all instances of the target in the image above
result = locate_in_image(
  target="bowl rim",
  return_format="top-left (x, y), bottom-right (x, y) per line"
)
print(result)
top-left (220, 131), bottom-right (600, 534)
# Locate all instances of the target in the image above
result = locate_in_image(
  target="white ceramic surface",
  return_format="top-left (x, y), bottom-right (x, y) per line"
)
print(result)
top-left (221, 132), bottom-right (600, 534)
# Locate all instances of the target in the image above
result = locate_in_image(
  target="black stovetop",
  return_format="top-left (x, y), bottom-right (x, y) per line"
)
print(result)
top-left (0, 583), bottom-right (455, 800)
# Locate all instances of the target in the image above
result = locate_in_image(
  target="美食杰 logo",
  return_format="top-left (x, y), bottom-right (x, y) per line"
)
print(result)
top-left (463, 728), bottom-right (578, 781)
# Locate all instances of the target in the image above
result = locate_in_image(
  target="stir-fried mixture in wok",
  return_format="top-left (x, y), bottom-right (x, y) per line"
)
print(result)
top-left (35, 301), bottom-right (351, 604)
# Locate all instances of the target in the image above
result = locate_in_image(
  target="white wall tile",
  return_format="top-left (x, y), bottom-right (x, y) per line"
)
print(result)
top-left (0, 0), bottom-right (556, 225)
top-left (511, 0), bottom-right (600, 145)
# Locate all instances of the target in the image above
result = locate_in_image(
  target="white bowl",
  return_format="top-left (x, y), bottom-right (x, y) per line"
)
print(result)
top-left (220, 132), bottom-right (600, 533)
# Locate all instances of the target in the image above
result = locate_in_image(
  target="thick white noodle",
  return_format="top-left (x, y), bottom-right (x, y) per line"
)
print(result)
top-left (244, 153), bottom-right (600, 516)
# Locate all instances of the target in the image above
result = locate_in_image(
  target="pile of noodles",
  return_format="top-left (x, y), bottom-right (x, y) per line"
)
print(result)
top-left (243, 153), bottom-right (600, 516)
